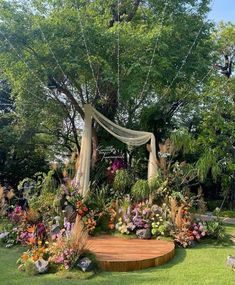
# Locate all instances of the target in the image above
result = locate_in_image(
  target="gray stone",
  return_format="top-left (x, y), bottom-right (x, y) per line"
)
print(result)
top-left (0, 232), bottom-right (9, 239)
top-left (64, 205), bottom-right (76, 222)
top-left (227, 255), bottom-right (235, 268)
top-left (51, 225), bottom-right (60, 235)
top-left (35, 259), bottom-right (49, 273)
top-left (77, 257), bottom-right (93, 272)
top-left (136, 228), bottom-right (151, 239)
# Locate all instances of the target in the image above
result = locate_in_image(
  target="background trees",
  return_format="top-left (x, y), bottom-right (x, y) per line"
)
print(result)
top-left (0, 0), bottom-right (234, 206)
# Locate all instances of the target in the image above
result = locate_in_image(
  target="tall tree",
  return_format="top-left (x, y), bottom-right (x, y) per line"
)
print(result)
top-left (0, 0), bottom-right (214, 164)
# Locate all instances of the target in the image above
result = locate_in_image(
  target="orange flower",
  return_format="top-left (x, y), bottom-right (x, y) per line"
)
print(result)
top-left (28, 236), bottom-right (36, 245)
top-left (21, 253), bottom-right (29, 261)
top-left (32, 254), bottom-right (39, 261)
top-left (108, 223), bottom-right (115, 230)
top-left (38, 247), bottom-right (45, 253)
top-left (27, 225), bottom-right (36, 233)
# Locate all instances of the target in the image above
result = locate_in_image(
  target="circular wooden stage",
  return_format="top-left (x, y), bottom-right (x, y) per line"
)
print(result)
top-left (88, 235), bottom-right (175, 271)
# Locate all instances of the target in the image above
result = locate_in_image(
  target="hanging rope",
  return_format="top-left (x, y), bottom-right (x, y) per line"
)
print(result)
top-left (164, 0), bottom-right (216, 97)
top-left (0, 30), bottom-right (55, 103)
top-left (140, 1), bottom-right (169, 98)
top-left (76, 4), bottom-right (101, 98)
top-left (36, 20), bottom-right (68, 81)
top-left (164, 24), bottom-right (205, 96)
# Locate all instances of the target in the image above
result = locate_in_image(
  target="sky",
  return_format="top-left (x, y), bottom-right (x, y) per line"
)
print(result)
top-left (208, 0), bottom-right (235, 23)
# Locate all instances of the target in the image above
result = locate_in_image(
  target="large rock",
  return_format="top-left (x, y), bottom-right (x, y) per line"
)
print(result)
top-left (51, 225), bottom-right (61, 236)
top-left (64, 205), bottom-right (76, 222)
top-left (77, 257), bottom-right (93, 272)
top-left (227, 255), bottom-right (235, 268)
top-left (136, 228), bottom-right (151, 239)
top-left (35, 259), bottom-right (49, 273)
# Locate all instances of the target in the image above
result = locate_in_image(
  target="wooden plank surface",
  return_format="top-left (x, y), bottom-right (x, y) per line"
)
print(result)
top-left (87, 235), bottom-right (175, 271)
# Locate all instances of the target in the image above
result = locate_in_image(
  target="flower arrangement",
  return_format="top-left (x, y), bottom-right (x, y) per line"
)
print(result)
top-left (49, 216), bottom-right (88, 270)
top-left (108, 158), bottom-right (125, 174)
top-left (115, 201), bottom-right (171, 238)
top-left (17, 241), bottom-right (50, 275)
top-left (8, 206), bottom-right (26, 223)
top-left (190, 222), bottom-right (206, 240)
top-left (16, 216), bottom-right (88, 274)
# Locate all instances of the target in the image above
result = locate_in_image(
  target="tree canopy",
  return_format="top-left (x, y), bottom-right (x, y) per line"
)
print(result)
top-left (0, 0), bottom-right (234, 199)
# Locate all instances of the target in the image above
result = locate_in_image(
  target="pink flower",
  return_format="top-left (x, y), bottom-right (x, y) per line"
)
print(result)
top-left (193, 230), bottom-right (198, 235)
top-left (55, 255), bottom-right (64, 263)
top-left (196, 234), bottom-right (201, 239)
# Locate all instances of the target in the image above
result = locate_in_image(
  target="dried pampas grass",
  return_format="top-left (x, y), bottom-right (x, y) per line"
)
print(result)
top-left (71, 215), bottom-right (89, 252)
top-left (6, 189), bottom-right (14, 200)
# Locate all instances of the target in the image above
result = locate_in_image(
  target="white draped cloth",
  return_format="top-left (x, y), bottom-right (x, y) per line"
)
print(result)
top-left (76, 104), bottom-right (158, 196)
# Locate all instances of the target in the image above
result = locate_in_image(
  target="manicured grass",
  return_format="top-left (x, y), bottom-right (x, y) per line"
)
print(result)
top-left (220, 211), bottom-right (235, 218)
top-left (1, 233), bottom-right (235, 285)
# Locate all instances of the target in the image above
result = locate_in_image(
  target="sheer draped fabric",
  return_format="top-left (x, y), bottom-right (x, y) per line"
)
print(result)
top-left (76, 104), bottom-right (158, 196)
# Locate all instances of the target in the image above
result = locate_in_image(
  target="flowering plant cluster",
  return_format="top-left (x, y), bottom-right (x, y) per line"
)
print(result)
top-left (190, 222), bottom-right (206, 240)
top-left (48, 237), bottom-right (80, 270)
top-left (18, 223), bottom-right (47, 246)
top-left (174, 221), bottom-right (207, 248)
top-left (107, 158), bottom-right (126, 181)
top-left (16, 215), bottom-right (88, 274)
top-left (74, 197), bottom-right (118, 234)
top-left (116, 201), bottom-right (170, 237)
top-left (170, 199), bottom-right (208, 247)
top-left (0, 206), bottom-right (47, 248)
top-left (17, 244), bottom-right (49, 274)
top-left (8, 206), bottom-right (26, 223)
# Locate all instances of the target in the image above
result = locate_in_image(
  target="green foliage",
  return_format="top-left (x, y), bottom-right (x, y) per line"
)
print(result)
top-left (0, 0), bottom-right (214, 132)
top-left (86, 185), bottom-right (110, 212)
top-left (196, 150), bottom-right (221, 182)
top-left (131, 179), bottom-right (149, 200)
top-left (25, 169), bottom-right (61, 216)
top-left (205, 208), bottom-right (226, 240)
top-left (41, 169), bottom-right (59, 194)
top-left (29, 191), bottom-right (56, 213)
top-left (148, 177), bottom-right (162, 191)
top-left (113, 169), bottom-right (133, 194)
top-left (206, 219), bottom-right (226, 241)
top-left (151, 221), bottom-right (169, 237)
top-left (24, 260), bottom-right (38, 276)
top-left (170, 130), bottom-right (193, 155)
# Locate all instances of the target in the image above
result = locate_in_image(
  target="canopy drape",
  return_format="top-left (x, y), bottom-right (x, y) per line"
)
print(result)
top-left (76, 104), bottom-right (158, 196)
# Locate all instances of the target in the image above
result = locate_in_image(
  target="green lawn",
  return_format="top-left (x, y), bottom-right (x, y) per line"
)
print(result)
top-left (1, 230), bottom-right (235, 285)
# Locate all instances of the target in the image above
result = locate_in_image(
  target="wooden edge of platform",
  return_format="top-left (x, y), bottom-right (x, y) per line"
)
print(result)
top-left (98, 245), bottom-right (175, 272)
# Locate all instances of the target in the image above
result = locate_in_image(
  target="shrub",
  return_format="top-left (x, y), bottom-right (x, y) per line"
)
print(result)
top-left (205, 208), bottom-right (225, 240)
top-left (113, 169), bottom-right (132, 194)
top-left (131, 180), bottom-right (149, 200)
